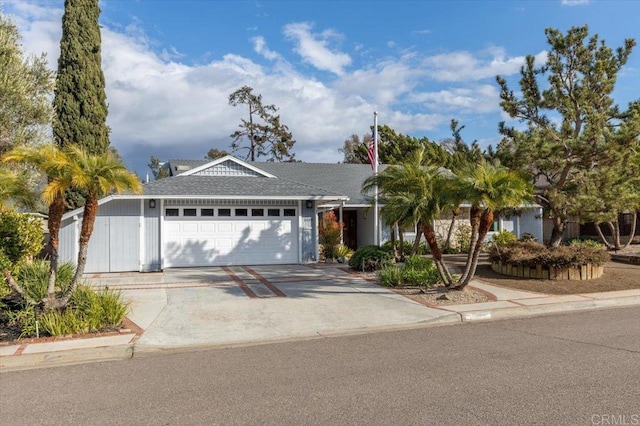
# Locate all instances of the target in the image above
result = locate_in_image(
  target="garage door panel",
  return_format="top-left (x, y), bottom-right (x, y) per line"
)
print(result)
top-left (164, 215), bottom-right (298, 267)
top-left (218, 223), bottom-right (233, 232)
top-left (166, 222), bottom-right (181, 233)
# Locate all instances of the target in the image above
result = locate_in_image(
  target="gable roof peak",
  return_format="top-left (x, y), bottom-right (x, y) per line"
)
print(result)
top-left (179, 155), bottom-right (276, 178)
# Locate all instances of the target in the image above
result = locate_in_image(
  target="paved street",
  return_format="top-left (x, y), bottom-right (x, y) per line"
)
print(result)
top-left (1, 307), bottom-right (639, 425)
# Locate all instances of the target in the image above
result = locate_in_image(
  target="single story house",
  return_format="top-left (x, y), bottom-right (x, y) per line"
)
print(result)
top-left (57, 156), bottom-right (544, 273)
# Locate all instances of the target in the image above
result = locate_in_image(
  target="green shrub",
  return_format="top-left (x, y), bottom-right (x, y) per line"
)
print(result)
top-left (39, 309), bottom-right (88, 336)
top-left (566, 237), bottom-right (605, 249)
top-left (489, 241), bottom-right (610, 268)
top-left (334, 244), bottom-right (354, 260)
top-left (0, 210), bottom-right (44, 264)
top-left (37, 286), bottom-right (128, 337)
top-left (401, 267), bottom-right (440, 287)
top-left (2, 283), bottom-right (128, 339)
top-left (403, 255), bottom-right (433, 270)
top-left (418, 241), bottom-right (430, 255)
top-left (5, 305), bottom-right (37, 338)
top-left (377, 255), bottom-right (440, 288)
top-left (454, 224), bottom-right (472, 252)
top-left (378, 265), bottom-right (403, 287)
top-left (381, 240), bottom-right (414, 256)
top-left (349, 245), bottom-right (394, 271)
top-left (11, 260), bottom-right (75, 302)
top-left (492, 230), bottom-right (518, 247)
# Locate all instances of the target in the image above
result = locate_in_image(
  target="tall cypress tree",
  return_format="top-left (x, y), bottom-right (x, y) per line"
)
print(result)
top-left (53, 0), bottom-right (109, 155)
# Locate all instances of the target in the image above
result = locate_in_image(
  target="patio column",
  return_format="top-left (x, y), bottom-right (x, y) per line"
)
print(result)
top-left (339, 202), bottom-right (344, 245)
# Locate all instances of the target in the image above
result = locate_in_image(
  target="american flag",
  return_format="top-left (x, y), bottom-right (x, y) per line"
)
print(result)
top-left (367, 130), bottom-right (376, 170)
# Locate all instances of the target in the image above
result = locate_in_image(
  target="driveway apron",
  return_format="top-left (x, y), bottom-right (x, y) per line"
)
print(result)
top-left (109, 265), bottom-right (455, 351)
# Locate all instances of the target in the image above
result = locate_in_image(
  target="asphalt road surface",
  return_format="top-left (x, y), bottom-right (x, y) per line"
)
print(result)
top-left (1, 307), bottom-right (639, 425)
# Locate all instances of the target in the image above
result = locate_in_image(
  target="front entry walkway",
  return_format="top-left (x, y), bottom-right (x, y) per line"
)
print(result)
top-left (84, 265), bottom-right (458, 351)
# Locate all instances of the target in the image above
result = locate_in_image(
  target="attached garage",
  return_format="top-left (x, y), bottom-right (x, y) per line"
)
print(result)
top-left (54, 157), bottom-right (346, 272)
top-left (163, 205), bottom-right (299, 267)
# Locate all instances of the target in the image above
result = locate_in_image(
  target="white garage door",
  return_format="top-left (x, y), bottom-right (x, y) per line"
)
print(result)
top-left (163, 206), bottom-right (298, 267)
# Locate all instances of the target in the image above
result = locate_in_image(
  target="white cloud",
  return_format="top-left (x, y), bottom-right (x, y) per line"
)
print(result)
top-left (422, 47), bottom-right (547, 82)
top-left (408, 85), bottom-right (501, 114)
top-left (283, 22), bottom-right (352, 75)
top-left (561, 0), bottom-right (590, 6)
top-left (251, 36), bottom-right (281, 61)
top-left (4, 0), bottom-right (62, 68)
top-left (5, 2), bottom-right (540, 171)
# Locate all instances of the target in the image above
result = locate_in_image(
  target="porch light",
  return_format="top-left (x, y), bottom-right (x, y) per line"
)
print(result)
top-left (305, 200), bottom-right (313, 209)
top-left (149, 199), bottom-right (156, 209)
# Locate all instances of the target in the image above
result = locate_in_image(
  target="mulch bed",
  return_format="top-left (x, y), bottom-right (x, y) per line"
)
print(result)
top-left (392, 284), bottom-right (491, 306)
top-left (473, 260), bottom-right (640, 295)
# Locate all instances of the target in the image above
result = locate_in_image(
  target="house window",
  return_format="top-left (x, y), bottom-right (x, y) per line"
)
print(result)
top-left (252, 208), bottom-right (264, 217)
top-left (235, 208), bottom-right (248, 217)
top-left (218, 208), bottom-right (231, 217)
top-left (401, 222), bottom-right (416, 233)
top-left (184, 208), bottom-right (197, 217)
top-left (268, 209), bottom-right (280, 217)
top-left (201, 208), bottom-right (214, 217)
top-left (490, 219), bottom-right (500, 232)
top-left (283, 208), bottom-right (296, 217)
top-left (166, 208), bottom-right (179, 217)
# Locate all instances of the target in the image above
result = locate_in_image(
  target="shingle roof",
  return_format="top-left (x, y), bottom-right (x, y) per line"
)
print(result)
top-left (250, 162), bottom-right (385, 205)
top-left (166, 159), bottom-right (383, 205)
top-left (143, 175), bottom-right (346, 199)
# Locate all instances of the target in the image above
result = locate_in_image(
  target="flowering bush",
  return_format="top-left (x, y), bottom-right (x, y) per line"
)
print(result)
top-left (319, 211), bottom-right (342, 260)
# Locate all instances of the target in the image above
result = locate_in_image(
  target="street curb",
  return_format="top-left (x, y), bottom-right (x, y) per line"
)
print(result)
top-left (0, 343), bottom-right (133, 372)
top-left (459, 296), bottom-right (640, 322)
top-left (2, 296), bottom-right (637, 371)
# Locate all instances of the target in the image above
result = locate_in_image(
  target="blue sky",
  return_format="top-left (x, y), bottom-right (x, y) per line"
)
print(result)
top-left (4, 0), bottom-right (640, 178)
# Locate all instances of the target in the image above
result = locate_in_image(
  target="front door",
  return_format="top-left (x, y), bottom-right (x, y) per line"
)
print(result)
top-left (343, 210), bottom-right (358, 249)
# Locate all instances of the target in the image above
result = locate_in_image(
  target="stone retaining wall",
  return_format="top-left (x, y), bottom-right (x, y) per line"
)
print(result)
top-left (491, 260), bottom-right (604, 280)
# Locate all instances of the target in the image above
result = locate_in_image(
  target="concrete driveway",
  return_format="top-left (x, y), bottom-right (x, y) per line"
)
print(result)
top-left (87, 265), bottom-right (457, 352)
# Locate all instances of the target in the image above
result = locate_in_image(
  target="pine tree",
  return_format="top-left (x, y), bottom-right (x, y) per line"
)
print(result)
top-left (229, 86), bottom-right (295, 162)
top-left (53, 0), bottom-right (109, 155)
top-left (496, 26), bottom-right (637, 246)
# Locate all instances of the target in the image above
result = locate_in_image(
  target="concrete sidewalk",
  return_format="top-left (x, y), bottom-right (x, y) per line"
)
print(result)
top-left (2, 265), bottom-right (639, 371)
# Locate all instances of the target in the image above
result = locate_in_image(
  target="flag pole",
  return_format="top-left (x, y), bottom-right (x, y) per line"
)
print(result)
top-left (373, 111), bottom-right (379, 246)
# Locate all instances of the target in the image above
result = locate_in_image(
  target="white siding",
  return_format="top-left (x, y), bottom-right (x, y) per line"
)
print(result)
top-left (59, 199), bottom-right (141, 273)
top-left (143, 200), bottom-right (161, 271)
top-left (520, 208), bottom-right (544, 242)
top-left (58, 216), bottom-right (77, 266)
top-left (358, 207), bottom-right (376, 246)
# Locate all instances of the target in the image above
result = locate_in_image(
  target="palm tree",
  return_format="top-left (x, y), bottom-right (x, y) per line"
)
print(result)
top-left (362, 151), bottom-right (532, 291)
top-left (452, 160), bottom-right (533, 289)
top-left (0, 167), bottom-right (36, 211)
top-left (378, 197), bottom-right (408, 260)
top-left (2, 145), bottom-right (73, 305)
top-left (61, 145), bottom-right (142, 302)
top-left (3, 144), bottom-right (142, 310)
top-left (363, 149), bottom-right (456, 283)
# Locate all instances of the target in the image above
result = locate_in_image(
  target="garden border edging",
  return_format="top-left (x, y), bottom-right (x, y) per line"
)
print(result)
top-left (490, 260), bottom-right (604, 280)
